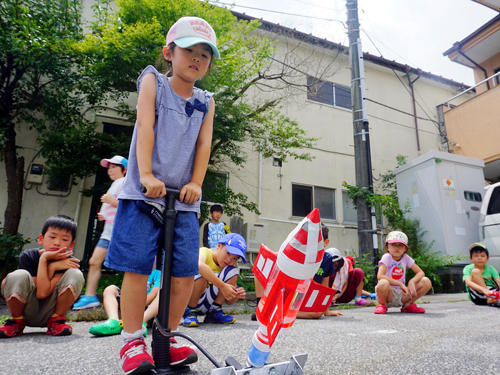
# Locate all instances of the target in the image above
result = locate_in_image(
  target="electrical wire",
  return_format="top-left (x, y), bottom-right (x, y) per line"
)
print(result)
top-left (209, 1), bottom-right (347, 27)
top-left (361, 29), bottom-right (441, 128)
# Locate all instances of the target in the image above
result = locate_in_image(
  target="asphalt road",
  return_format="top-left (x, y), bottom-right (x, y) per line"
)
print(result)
top-left (1, 294), bottom-right (499, 375)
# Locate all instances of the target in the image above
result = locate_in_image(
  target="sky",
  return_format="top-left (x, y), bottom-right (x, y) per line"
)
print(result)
top-left (211, 0), bottom-right (498, 86)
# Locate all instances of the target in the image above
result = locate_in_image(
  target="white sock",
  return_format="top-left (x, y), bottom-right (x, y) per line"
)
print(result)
top-left (121, 327), bottom-right (146, 344)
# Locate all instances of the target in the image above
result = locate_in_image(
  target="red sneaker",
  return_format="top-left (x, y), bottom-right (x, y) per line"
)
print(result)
top-left (374, 304), bottom-right (388, 314)
top-left (169, 337), bottom-right (198, 366)
top-left (46, 316), bottom-right (72, 336)
top-left (120, 338), bottom-right (155, 375)
top-left (401, 303), bottom-right (425, 313)
top-left (0, 318), bottom-right (26, 338)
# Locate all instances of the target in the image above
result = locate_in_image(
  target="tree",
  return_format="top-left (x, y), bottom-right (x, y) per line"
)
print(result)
top-left (0, 0), bottom-right (131, 241)
top-left (1, 0), bottom-right (84, 237)
top-left (76, 0), bottom-right (341, 222)
top-left (1, 0), bottom-right (342, 243)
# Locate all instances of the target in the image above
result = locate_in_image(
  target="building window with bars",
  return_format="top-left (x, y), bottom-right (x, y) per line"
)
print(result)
top-left (306, 76), bottom-right (352, 109)
top-left (292, 184), bottom-right (336, 220)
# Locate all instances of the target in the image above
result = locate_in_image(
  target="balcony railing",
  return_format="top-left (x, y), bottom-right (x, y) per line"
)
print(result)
top-left (444, 70), bottom-right (500, 108)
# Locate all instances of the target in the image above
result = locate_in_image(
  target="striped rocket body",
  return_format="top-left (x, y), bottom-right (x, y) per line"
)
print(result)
top-left (246, 208), bottom-right (323, 368)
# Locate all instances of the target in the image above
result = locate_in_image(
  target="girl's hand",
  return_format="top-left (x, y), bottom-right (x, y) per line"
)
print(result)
top-left (408, 280), bottom-right (417, 296)
top-left (221, 283), bottom-right (237, 301)
top-left (401, 284), bottom-right (410, 296)
top-left (100, 193), bottom-right (114, 205)
top-left (140, 174), bottom-right (166, 198)
top-left (180, 182), bottom-right (201, 203)
top-left (97, 213), bottom-right (104, 221)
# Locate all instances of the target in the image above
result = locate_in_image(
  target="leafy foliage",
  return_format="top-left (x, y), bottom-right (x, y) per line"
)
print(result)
top-left (77, 0), bottom-right (319, 222)
top-left (0, 223), bottom-right (29, 278)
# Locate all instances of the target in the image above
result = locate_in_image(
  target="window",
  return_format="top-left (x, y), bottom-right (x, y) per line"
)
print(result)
top-left (487, 186), bottom-right (500, 215)
top-left (307, 76), bottom-right (352, 109)
top-left (495, 68), bottom-right (500, 87)
top-left (292, 184), bottom-right (336, 220)
top-left (342, 191), bottom-right (357, 224)
top-left (464, 191), bottom-right (482, 202)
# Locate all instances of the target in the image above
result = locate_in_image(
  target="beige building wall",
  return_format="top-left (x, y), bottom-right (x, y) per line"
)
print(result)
top-left (444, 84), bottom-right (500, 163)
top-left (224, 31), bottom-right (472, 255)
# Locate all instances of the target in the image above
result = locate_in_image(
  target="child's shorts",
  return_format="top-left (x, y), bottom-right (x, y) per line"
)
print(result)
top-left (195, 266), bottom-right (239, 314)
top-left (105, 199), bottom-right (199, 277)
top-left (468, 286), bottom-right (497, 305)
top-left (1, 269), bottom-right (84, 327)
top-left (375, 285), bottom-right (404, 307)
top-left (96, 238), bottom-right (110, 249)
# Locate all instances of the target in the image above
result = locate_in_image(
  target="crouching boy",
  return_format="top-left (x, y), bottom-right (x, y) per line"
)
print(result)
top-left (0, 215), bottom-right (84, 338)
top-left (463, 242), bottom-right (500, 307)
top-left (183, 233), bottom-right (247, 326)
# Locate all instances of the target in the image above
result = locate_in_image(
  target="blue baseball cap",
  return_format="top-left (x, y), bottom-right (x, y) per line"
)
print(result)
top-left (219, 233), bottom-right (247, 264)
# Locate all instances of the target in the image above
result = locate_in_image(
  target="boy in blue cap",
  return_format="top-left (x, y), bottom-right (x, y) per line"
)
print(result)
top-left (183, 233), bottom-right (247, 326)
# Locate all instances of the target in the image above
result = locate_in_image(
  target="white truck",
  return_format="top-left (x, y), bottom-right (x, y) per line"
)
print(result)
top-left (479, 181), bottom-right (500, 271)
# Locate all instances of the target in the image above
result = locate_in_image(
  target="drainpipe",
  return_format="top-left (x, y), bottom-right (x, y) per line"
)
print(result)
top-left (458, 49), bottom-right (489, 90)
top-left (406, 67), bottom-right (421, 151)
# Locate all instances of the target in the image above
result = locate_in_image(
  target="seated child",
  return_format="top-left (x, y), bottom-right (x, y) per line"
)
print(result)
top-left (0, 215), bottom-right (84, 338)
top-left (89, 267), bottom-right (161, 336)
top-left (183, 233), bottom-right (247, 326)
top-left (463, 242), bottom-right (500, 306)
top-left (374, 231), bottom-right (432, 314)
top-left (202, 204), bottom-right (230, 248)
top-left (328, 249), bottom-right (372, 306)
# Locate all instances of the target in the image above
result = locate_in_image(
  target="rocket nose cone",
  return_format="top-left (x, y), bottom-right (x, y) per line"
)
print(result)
top-left (306, 208), bottom-right (321, 223)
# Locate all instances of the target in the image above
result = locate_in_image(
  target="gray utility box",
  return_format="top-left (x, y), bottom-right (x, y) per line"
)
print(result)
top-left (394, 150), bottom-right (485, 263)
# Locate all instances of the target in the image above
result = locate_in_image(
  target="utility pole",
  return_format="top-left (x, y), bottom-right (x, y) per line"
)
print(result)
top-left (346, 0), bottom-right (379, 263)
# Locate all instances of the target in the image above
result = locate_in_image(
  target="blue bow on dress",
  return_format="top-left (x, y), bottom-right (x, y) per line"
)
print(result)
top-left (185, 98), bottom-right (207, 117)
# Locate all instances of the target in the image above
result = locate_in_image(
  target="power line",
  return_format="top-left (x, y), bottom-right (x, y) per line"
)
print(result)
top-left (210, 1), bottom-right (347, 26)
top-left (365, 98), bottom-right (439, 125)
top-left (361, 29), bottom-right (440, 128)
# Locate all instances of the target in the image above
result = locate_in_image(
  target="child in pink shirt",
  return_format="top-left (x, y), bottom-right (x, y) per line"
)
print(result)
top-left (374, 231), bottom-right (432, 314)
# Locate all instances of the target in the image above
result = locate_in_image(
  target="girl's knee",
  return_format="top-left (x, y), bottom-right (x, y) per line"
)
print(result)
top-left (377, 279), bottom-right (390, 289)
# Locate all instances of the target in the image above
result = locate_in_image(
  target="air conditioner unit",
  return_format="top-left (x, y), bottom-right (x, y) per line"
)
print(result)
top-left (243, 222), bottom-right (268, 266)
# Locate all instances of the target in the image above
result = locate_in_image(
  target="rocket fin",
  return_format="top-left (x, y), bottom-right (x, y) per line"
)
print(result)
top-left (298, 281), bottom-right (337, 313)
top-left (252, 244), bottom-right (277, 288)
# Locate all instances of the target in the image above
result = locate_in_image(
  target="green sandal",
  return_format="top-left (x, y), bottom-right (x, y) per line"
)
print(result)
top-left (89, 319), bottom-right (122, 336)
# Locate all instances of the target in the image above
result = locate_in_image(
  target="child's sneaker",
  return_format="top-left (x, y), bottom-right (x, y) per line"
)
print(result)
top-left (120, 338), bottom-right (155, 374)
top-left (354, 298), bottom-right (371, 306)
top-left (401, 303), bottom-right (425, 313)
top-left (46, 316), bottom-right (72, 336)
top-left (183, 307), bottom-right (200, 327)
top-left (0, 318), bottom-right (26, 338)
top-left (169, 337), bottom-right (198, 366)
top-left (73, 295), bottom-right (100, 310)
top-left (374, 304), bottom-right (388, 314)
top-left (89, 318), bottom-right (122, 336)
top-left (204, 307), bottom-right (235, 324)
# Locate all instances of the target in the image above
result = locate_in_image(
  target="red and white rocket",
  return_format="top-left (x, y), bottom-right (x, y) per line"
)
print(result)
top-left (247, 208), bottom-right (327, 368)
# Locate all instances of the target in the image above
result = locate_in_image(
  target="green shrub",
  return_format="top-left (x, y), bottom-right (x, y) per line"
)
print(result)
top-left (0, 225), bottom-right (30, 278)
